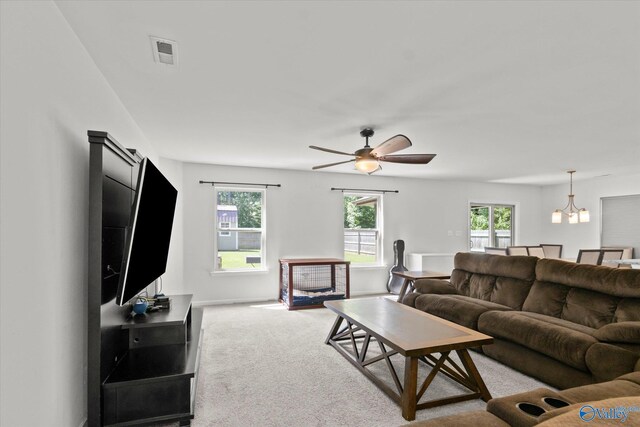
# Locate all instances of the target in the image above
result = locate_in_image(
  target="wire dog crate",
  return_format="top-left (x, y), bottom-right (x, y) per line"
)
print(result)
top-left (279, 258), bottom-right (350, 310)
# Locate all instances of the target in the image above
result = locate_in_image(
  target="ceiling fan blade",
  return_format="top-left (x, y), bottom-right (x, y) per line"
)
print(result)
top-left (370, 134), bottom-right (412, 157)
top-left (312, 159), bottom-right (355, 170)
top-left (378, 154), bottom-right (436, 164)
top-left (309, 145), bottom-right (355, 156)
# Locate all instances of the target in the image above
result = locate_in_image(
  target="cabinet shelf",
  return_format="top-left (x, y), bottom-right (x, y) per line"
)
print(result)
top-left (104, 308), bottom-right (203, 387)
top-left (102, 297), bottom-right (203, 426)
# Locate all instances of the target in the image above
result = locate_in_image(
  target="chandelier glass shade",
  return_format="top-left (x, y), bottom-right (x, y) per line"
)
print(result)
top-left (552, 170), bottom-right (589, 224)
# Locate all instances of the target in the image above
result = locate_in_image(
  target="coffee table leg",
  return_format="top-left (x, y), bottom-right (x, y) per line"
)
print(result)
top-left (401, 356), bottom-right (418, 420)
top-left (324, 314), bottom-right (344, 345)
top-left (457, 349), bottom-right (492, 402)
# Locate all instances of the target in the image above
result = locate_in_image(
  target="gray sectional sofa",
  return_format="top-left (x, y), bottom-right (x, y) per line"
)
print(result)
top-left (402, 252), bottom-right (640, 389)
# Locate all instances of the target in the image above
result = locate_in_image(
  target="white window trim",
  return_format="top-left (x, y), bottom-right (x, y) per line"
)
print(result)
top-left (213, 187), bottom-right (267, 273)
top-left (344, 192), bottom-right (384, 267)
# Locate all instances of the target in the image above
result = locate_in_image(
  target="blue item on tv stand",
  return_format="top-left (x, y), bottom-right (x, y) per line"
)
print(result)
top-left (132, 300), bottom-right (148, 315)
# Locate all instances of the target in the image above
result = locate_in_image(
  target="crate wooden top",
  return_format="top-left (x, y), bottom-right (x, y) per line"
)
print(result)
top-left (279, 258), bottom-right (350, 265)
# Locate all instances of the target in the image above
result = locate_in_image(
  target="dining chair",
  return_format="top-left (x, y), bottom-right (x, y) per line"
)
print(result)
top-left (601, 249), bottom-right (624, 268)
top-left (526, 246), bottom-right (545, 258)
top-left (601, 246), bottom-right (634, 260)
top-left (485, 247), bottom-right (507, 255)
top-left (540, 244), bottom-right (563, 259)
top-left (576, 249), bottom-right (604, 265)
top-left (506, 246), bottom-right (529, 256)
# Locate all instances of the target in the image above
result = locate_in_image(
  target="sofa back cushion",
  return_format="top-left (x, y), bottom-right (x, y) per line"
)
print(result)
top-left (449, 252), bottom-right (537, 309)
top-left (534, 258), bottom-right (640, 297)
top-left (522, 259), bottom-right (640, 328)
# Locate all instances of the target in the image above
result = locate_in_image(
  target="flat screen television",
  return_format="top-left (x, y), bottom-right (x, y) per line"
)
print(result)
top-left (116, 157), bottom-right (177, 306)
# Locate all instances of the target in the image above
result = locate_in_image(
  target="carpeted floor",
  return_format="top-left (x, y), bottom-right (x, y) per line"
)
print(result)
top-left (189, 297), bottom-right (553, 427)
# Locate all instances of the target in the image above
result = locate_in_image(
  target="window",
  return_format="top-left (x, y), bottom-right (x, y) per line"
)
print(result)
top-left (215, 188), bottom-right (265, 271)
top-left (601, 194), bottom-right (640, 258)
top-left (469, 203), bottom-right (514, 252)
top-left (343, 194), bottom-right (382, 265)
top-left (218, 221), bottom-right (230, 236)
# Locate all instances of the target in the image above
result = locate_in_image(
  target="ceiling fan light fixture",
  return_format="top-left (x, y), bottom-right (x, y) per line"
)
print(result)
top-left (309, 127), bottom-right (435, 173)
top-left (355, 158), bottom-right (379, 173)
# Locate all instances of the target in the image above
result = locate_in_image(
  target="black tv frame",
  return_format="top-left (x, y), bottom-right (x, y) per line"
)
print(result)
top-left (116, 157), bottom-right (177, 306)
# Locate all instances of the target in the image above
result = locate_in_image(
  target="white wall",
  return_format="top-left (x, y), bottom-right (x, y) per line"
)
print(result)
top-left (540, 173), bottom-right (640, 259)
top-left (183, 162), bottom-right (543, 304)
top-left (0, 2), bottom-right (158, 426)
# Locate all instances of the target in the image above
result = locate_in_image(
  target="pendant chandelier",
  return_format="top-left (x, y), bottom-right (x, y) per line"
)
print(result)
top-left (552, 170), bottom-right (590, 224)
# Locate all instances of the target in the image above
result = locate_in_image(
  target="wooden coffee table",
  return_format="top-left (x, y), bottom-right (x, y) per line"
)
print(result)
top-left (324, 297), bottom-right (493, 421)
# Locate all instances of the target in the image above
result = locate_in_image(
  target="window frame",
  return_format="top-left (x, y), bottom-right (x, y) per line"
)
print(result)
top-left (213, 187), bottom-right (266, 273)
top-left (343, 192), bottom-right (383, 267)
top-left (468, 202), bottom-right (515, 252)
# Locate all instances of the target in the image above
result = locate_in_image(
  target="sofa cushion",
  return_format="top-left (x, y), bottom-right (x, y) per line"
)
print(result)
top-left (593, 322), bottom-right (640, 344)
top-left (414, 294), bottom-right (512, 330)
top-left (491, 276), bottom-right (535, 310)
top-left (558, 371), bottom-right (640, 402)
top-left (618, 371), bottom-right (640, 386)
top-left (561, 288), bottom-right (620, 328)
top-left (401, 291), bottom-right (420, 307)
top-left (449, 254), bottom-right (536, 309)
top-left (522, 281), bottom-right (569, 317)
top-left (523, 281), bottom-right (624, 329)
top-left (614, 299), bottom-right (640, 322)
top-left (535, 258), bottom-right (640, 298)
top-left (478, 311), bottom-right (597, 371)
top-left (449, 268), bottom-right (472, 295)
top-left (454, 252), bottom-right (538, 281)
top-left (412, 279), bottom-right (459, 295)
top-left (516, 312), bottom-right (596, 336)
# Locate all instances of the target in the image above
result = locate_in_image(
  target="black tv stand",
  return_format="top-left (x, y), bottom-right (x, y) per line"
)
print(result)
top-left (87, 131), bottom-right (202, 426)
top-left (102, 295), bottom-right (202, 426)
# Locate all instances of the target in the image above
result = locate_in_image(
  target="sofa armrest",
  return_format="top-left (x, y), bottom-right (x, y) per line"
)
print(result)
top-left (586, 343), bottom-right (640, 382)
top-left (593, 321), bottom-right (640, 344)
top-left (413, 278), bottom-right (459, 295)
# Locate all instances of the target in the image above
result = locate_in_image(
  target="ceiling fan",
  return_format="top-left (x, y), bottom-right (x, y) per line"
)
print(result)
top-left (309, 128), bottom-right (436, 174)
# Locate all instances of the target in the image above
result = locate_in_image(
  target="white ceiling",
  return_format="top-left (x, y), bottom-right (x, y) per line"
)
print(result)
top-left (55, 1), bottom-right (640, 185)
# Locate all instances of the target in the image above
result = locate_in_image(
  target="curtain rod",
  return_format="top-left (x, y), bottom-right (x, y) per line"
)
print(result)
top-left (331, 187), bottom-right (399, 194)
top-left (199, 180), bottom-right (281, 188)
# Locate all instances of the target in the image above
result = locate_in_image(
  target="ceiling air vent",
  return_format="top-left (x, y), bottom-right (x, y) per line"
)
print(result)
top-left (150, 36), bottom-right (178, 66)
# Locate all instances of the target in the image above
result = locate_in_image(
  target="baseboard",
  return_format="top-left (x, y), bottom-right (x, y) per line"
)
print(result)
top-left (351, 290), bottom-right (388, 297)
top-left (193, 297), bottom-right (279, 307)
top-left (192, 291), bottom-right (389, 307)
